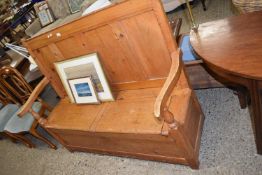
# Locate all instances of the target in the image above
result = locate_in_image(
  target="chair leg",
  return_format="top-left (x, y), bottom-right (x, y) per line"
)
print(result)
top-left (188, 158), bottom-right (199, 169)
top-left (10, 137), bottom-right (17, 143)
top-left (16, 134), bottom-right (36, 148)
top-left (200, 0), bottom-right (207, 11)
top-left (3, 131), bottom-right (18, 142)
top-left (3, 132), bottom-right (18, 143)
top-left (0, 132), bottom-right (4, 140)
top-left (5, 132), bottom-right (35, 148)
top-left (29, 121), bottom-right (57, 149)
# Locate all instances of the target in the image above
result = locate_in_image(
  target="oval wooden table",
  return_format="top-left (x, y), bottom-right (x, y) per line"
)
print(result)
top-left (190, 11), bottom-right (262, 154)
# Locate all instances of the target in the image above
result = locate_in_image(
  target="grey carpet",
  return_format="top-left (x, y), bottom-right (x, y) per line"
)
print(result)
top-left (167, 0), bottom-right (235, 33)
top-left (0, 88), bottom-right (261, 175)
top-left (1, 0), bottom-right (262, 174)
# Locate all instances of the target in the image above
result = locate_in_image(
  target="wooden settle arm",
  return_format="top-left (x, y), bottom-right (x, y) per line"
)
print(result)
top-left (18, 77), bottom-right (52, 125)
top-left (154, 49), bottom-right (182, 127)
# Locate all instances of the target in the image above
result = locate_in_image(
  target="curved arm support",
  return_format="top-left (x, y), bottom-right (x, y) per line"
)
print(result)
top-left (154, 49), bottom-right (182, 126)
top-left (18, 77), bottom-right (50, 117)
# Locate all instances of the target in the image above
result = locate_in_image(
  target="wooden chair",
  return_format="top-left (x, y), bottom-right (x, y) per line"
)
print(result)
top-left (22, 0), bottom-right (204, 168)
top-left (0, 82), bottom-right (20, 140)
top-left (171, 20), bottom-right (248, 107)
top-left (0, 66), bottom-right (56, 149)
top-left (168, 17), bottom-right (225, 89)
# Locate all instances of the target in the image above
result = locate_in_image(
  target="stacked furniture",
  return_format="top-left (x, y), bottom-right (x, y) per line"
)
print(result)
top-left (0, 66), bottom-right (56, 149)
top-left (22, 0), bottom-right (204, 168)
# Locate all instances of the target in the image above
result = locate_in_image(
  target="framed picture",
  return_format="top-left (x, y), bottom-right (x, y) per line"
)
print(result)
top-left (68, 0), bottom-right (85, 13)
top-left (36, 2), bottom-right (54, 26)
top-left (68, 77), bottom-right (100, 104)
top-left (38, 10), bottom-right (53, 26)
top-left (54, 53), bottom-right (114, 103)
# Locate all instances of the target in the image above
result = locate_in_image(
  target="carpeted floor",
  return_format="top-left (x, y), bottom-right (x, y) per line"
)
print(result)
top-left (167, 0), bottom-right (235, 33)
top-left (1, 0), bottom-right (262, 175)
top-left (1, 88), bottom-right (261, 175)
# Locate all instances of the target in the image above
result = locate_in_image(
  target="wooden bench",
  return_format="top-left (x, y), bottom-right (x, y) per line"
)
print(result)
top-left (22, 0), bottom-right (204, 168)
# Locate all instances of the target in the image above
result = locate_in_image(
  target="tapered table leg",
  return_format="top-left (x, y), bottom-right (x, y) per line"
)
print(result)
top-left (202, 65), bottom-right (262, 155)
top-left (249, 80), bottom-right (262, 154)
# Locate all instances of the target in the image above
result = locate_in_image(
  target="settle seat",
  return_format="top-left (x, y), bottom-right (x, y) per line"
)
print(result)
top-left (48, 87), bottom-right (192, 134)
top-left (22, 0), bottom-right (204, 168)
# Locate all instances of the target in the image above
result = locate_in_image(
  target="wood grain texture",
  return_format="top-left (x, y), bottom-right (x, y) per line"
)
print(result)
top-left (190, 11), bottom-right (262, 154)
top-left (185, 62), bottom-right (225, 89)
top-left (154, 50), bottom-right (181, 122)
top-left (25, 0), bottom-right (204, 168)
top-left (23, 0), bottom-right (175, 97)
top-left (46, 86), bottom-right (200, 168)
top-left (50, 128), bottom-right (189, 165)
top-left (18, 77), bottom-right (49, 116)
top-left (190, 11), bottom-right (262, 80)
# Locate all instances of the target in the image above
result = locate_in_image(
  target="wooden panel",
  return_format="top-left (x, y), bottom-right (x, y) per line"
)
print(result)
top-left (81, 11), bottom-right (171, 84)
top-left (173, 68), bottom-right (190, 90)
top-left (55, 36), bottom-right (88, 59)
top-left (25, 0), bottom-right (153, 50)
top-left (95, 97), bottom-right (163, 134)
top-left (46, 97), bottom-right (106, 131)
top-left (29, 12), bottom-right (175, 96)
top-left (33, 47), bottom-right (67, 97)
top-left (51, 129), bottom-right (187, 158)
top-left (168, 88), bottom-right (192, 124)
top-left (184, 100), bottom-right (199, 147)
top-left (111, 79), bottom-right (165, 91)
top-left (23, 0), bottom-right (184, 97)
top-left (46, 88), bottom-right (163, 132)
top-left (151, 0), bottom-right (178, 53)
top-left (119, 11), bottom-right (171, 79)
top-left (93, 25), bottom-right (143, 83)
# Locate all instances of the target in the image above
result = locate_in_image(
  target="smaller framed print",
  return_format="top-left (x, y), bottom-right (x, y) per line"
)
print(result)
top-left (54, 53), bottom-right (114, 103)
top-left (38, 10), bottom-right (51, 26)
top-left (68, 77), bottom-right (100, 104)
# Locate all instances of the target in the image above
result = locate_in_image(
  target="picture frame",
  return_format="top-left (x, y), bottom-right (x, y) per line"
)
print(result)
top-left (68, 0), bottom-right (85, 13)
top-left (38, 9), bottom-right (53, 26)
top-left (36, 2), bottom-right (54, 26)
top-left (54, 53), bottom-right (114, 103)
top-left (68, 77), bottom-right (100, 104)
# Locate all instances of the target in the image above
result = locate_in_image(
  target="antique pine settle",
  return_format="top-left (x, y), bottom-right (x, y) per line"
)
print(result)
top-left (22, 0), bottom-right (204, 168)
